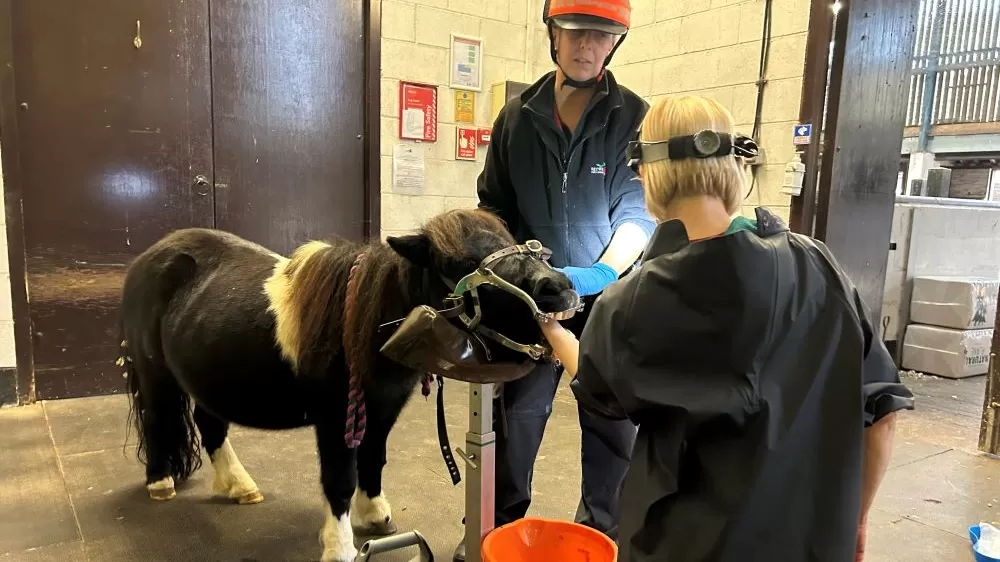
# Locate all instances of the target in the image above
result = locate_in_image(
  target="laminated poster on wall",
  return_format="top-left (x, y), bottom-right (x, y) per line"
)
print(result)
top-left (392, 144), bottom-right (425, 195)
top-left (456, 127), bottom-right (477, 161)
top-left (398, 81), bottom-right (437, 142)
top-left (450, 34), bottom-right (483, 92)
top-left (454, 90), bottom-right (475, 124)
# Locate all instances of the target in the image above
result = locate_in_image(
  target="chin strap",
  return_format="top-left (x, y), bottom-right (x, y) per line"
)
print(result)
top-left (560, 69), bottom-right (604, 89)
top-left (549, 26), bottom-right (628, 89)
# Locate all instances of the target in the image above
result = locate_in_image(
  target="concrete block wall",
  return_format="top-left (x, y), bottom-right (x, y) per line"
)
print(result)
top-left (882, 200), bottom-right (1000, 346)
top-left (611, 0), bottom-right (811, 221)
top-left (379, 0), bottom-right (539, 240)
top-left (882, 205), bottom-right (914, 341)
top-left (379, 0), bottom-right (812, 237)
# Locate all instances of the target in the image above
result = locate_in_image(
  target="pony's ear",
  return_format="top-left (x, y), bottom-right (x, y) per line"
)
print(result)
top-left (387, 234), bottom-right (433, 266)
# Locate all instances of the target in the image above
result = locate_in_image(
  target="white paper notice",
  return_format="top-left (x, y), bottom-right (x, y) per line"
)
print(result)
top-left (401, 108), bottom-right (426, 140)
top-left (393, 144), bottom-right (425, 195)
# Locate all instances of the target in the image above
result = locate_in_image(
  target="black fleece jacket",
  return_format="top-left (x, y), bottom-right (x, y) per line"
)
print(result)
top-left (476, 70), bottom-right (655, 268)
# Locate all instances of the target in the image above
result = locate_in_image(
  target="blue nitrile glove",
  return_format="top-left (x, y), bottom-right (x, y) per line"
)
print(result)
top-left (555, 262), bottom-right (618, 297)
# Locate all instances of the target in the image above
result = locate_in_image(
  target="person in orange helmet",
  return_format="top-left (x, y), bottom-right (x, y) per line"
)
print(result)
top-left (456, 0), bottom-right (652, 560)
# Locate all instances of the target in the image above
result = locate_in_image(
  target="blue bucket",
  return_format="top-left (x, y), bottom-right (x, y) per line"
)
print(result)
top-left (970, 525), bottom-right (1000, 562)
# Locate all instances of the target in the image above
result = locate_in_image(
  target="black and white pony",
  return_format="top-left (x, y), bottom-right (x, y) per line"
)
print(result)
top-left (118, 208), bottom-right (578, 562)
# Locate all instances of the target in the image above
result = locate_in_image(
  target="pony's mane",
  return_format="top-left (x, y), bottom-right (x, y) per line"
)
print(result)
top-left (275, 208), bottom-right (512, 381)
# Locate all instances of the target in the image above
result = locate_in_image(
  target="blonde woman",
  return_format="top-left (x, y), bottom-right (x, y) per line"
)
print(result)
top-left (538, 95), bottom-right (914, 562)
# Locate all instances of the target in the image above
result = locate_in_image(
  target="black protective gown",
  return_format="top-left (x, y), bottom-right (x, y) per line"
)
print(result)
top-left (571, 207), bottom-right (915, 562)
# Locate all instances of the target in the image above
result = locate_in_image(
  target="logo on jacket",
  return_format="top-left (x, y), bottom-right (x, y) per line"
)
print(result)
top-left (590, 162), bottom-right (607, 176)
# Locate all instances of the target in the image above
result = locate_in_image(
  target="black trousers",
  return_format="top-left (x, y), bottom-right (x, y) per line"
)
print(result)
top-left (491, 360), bottom-right (637, 539)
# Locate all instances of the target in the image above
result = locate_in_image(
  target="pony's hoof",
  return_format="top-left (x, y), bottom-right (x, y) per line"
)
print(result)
top-left (320, 549), bottom-right (357, 562)
top-left (147, 476), bottom-right (176, 501)
top-left (350, 491), bottom-right (395, 536)
top-left (236, 490), bottom-right (264, 505)
top-left (355, 518), bottom-right (398, 537)
top-left (149, 487), bottom-right (176, 501)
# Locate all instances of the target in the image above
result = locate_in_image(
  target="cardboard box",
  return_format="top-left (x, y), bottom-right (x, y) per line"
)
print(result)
top-left (901, 323), bottom-right (993, 379)
top-left (909, 276), bottom-right (998, 330)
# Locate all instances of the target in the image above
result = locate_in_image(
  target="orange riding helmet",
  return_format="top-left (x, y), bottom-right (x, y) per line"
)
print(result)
top-left (542, 0), bottom-right (631, 87)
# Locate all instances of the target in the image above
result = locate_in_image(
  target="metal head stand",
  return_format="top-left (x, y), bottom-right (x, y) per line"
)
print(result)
top-left (455, 382), bottom-right (495, 562)
top-left (358, 382), bottom-right (495, 562)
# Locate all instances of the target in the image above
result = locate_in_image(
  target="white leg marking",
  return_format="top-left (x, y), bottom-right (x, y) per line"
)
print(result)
top-left (350, 488), bottom-right (393, 529)
top-left (210, 438), bottom-right (263, 504)
top-left (146, 476), bottom-right (176, 501)
top-left (320, 500), bottom-right (357, 562)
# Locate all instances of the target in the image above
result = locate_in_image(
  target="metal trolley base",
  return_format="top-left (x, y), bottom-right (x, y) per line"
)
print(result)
top-left (359, 382), bottom-right (495, 562)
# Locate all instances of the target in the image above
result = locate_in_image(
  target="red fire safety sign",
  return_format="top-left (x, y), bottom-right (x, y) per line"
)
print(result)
top-left (398, 81), bottom-right (438, 142)
top-left (457, 127), bottom-right (478, 160)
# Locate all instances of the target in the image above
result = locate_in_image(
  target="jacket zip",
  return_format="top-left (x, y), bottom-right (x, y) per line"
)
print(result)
top-left (562, 151), bottom-right (573, 262)
top-left (524, 95), bottom-right (618, 267)
top-left (559, 109), bottom-right (613, 265)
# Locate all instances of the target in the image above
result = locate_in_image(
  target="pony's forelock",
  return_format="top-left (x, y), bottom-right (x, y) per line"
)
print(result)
top-left (421, 209), bottom-right (514, 260)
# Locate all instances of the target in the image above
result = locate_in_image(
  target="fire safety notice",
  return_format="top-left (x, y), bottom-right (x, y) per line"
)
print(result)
top-left (456, 127), bottom-right (478, 160)
top-left (398, 82), bottom-right (438, 142)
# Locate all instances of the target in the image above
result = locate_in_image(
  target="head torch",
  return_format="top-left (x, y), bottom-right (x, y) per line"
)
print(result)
top-left (625, 129), bottom-right (760, 174)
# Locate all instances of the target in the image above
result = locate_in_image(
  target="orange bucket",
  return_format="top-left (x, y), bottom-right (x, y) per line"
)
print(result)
top-left (481, 517), bottom-right (618, 562)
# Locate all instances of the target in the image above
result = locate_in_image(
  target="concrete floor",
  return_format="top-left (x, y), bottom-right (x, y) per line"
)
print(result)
top-left (1, 373), bottom-right (997, 562)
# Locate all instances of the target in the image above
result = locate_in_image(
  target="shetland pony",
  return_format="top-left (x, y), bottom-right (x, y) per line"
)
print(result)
top-left (119, 208), bottom-right (579, 562)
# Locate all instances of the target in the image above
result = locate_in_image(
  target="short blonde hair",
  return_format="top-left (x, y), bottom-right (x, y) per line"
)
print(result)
top-left (638, 96), bottom-right (746, 218)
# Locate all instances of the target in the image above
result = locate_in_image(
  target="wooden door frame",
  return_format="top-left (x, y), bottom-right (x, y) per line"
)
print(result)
top-left (788, 0), bottom-right (835, 237)
top-left (363, 0), bottom-right (382, 243)
top-left (0, 0), bottom-right (35, 405)
top-left (0, 0), bottom-right (382, 405)
top-left (795, 0), bottom-right (919, 328)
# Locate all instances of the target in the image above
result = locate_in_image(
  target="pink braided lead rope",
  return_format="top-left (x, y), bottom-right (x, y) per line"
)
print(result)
top-left (343, 253), bottom-right (437, 448)
top-left (343, 253), bottom-right (367, 449)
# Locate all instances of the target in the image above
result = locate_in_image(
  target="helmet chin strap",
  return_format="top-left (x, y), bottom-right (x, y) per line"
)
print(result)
top-left (558, 66), bottom-right (603, 89)
top-left (549, 28), bottom-right (628, 89)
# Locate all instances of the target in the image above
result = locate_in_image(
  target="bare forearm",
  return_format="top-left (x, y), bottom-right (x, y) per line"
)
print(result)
top-left (860, 412), bottom-right (897, 521)
top-left (598, 222), bottom-right (649, 275)
top-left (539, 320), bottom-right (580, 377)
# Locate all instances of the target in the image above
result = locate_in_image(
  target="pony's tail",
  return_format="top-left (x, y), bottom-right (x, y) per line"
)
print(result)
top-left (122, 331), bottom-right (144, 463)
top-left (121, 325), bottom-right (203, 482)
top-left (120, 253), bottom-right (203, 482)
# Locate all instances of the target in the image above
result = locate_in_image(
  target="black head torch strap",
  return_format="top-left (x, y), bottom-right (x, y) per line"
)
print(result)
top-left (626, 130), bottom-right (760, 173)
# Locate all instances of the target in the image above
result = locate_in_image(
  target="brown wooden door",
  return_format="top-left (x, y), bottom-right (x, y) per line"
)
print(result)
top-left (11, 1), bottom-right (214, 399)
top-left (210, 0), bottom-right (368, 254)
top-left (10, 0), bottom-right (371, 399)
